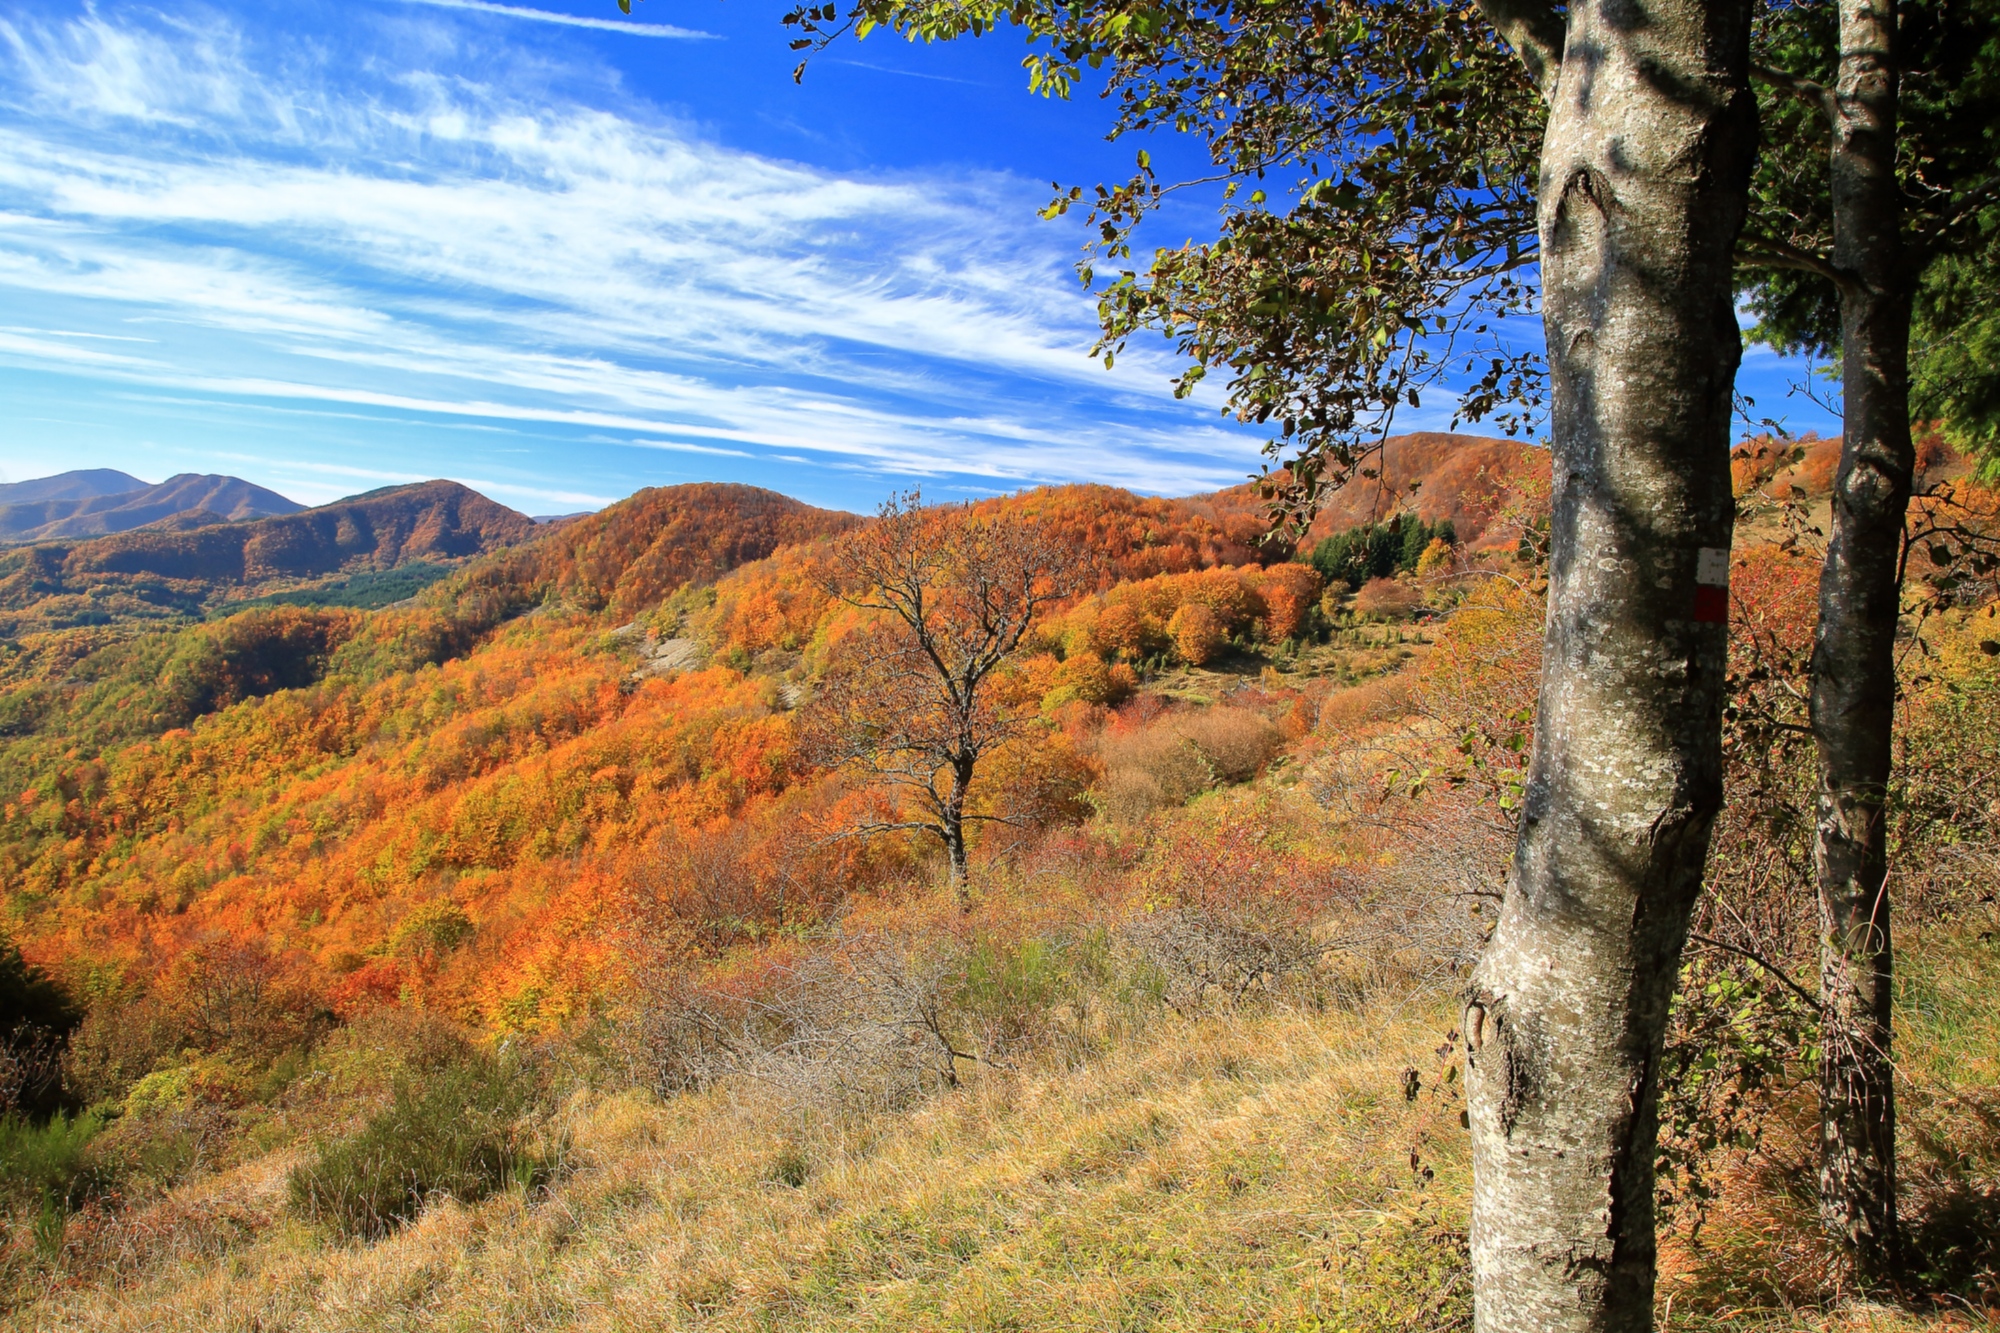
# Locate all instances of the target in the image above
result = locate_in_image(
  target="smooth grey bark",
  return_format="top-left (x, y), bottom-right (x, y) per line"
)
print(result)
top-left (1466, 1), bottom-right (1756, 1329)
top-left (1812, 0), bottom-right (1910, 1276)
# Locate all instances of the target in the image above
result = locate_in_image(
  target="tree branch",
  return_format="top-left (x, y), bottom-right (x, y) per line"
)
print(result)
top-left (1735, 231), bottom-right (1855, 293)
top-left (1688, 932), bottom-right (1823, 1012)
top-left (1475, 0), bottom-right (1566, 100)
top-left (1908, 170), bottom-right (2000, 254)
top-left (1751, 62), bottom-right (1838, 127)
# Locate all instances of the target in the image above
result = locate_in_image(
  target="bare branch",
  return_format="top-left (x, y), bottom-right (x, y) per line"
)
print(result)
top-left (1688, 931), bottom-right (1823, 1012)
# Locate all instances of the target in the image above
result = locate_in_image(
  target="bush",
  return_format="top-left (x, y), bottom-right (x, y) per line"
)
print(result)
top-left (1166, 602), bottom-right (1225, 665)
top-left (1355, 577), bottom-right (1422, 621)
top-left (1093, 706), bottom-right (1284, 822)
top-left (0, 1109), bottom-right (108, 1209)
top-left (1172, 707), bottom-right (1282, 784)
top-left (61, 990), bottom-right (185, 1107)
top-left (287, 1051), bottom-right (547, 1239)
top-left (0, 937), bottom-right (78, 1119)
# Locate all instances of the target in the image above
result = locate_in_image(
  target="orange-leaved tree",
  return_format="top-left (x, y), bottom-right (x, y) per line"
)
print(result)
top-left (804, 492), bottom-right (1080, 909)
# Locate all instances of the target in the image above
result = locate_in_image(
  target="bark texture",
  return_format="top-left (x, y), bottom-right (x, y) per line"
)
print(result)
top-left (944, 756), bottom-right (973, 909)
top-left (1466, 1), bottom-right (1756, 1329)
top-left (1813, 0), bottom-right (1910, 1276)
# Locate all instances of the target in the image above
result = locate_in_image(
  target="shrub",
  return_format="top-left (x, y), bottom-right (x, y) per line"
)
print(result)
top-left (0, 1109), bottom-right (108, 1209)
top-left (287, 1051), bottom-right (546, 1239)
top-left (1095, 726), bottom-right (1215, 823)
top-left (1040, 653), bottom-right (1137, 709)
top-left (1355, 577), bottom-right (1421, 621)
top-left (0, 937), bottom-right (78, 1119)
top-left (1093, 706), bottom-right (1283, 822)
top-left (1172, 707), bottom-right (1282, 784)
top-left (1120, 802), bottom-right (1352, 1013)
top-left (61, 990), bottom-right (185, 1107)
top-left (0, 1024), bottom-right (70, 1122)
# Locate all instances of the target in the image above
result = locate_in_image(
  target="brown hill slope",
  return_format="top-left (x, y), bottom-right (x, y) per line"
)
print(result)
top-left (0, 481), bottom-right (534, 634)
top-left (0, 473), bottom-right (304, 543)
top-left (448, 482), bottom-right (864, 620)
top-left (1196, 432), bottom-right (1548, 548)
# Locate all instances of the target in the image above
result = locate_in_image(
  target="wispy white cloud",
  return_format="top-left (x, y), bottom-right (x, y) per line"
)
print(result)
top-left (209, 451), bottom-right (619, 508)
top-left (0, 6), bottom-right (1268, 500)
top-left (395, 0), bottom-right (716, 39)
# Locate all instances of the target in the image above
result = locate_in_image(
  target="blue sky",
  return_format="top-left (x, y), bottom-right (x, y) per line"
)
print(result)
top-left (0, 0), bottom-right (1840, 514)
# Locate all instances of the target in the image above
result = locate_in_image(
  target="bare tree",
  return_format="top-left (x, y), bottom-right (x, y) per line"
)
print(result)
top-left (804, 493), bottom-right (1079, 909)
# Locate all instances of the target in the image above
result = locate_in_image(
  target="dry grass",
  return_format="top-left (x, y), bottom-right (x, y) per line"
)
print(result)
top-left (6, 995), bottom-right (1474, 1333)
top-left (8, 935), bottom-right (1998, 1332)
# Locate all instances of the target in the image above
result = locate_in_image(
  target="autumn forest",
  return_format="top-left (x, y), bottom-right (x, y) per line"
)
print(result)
top-left (5, 0), bottom-right (2000, 1324)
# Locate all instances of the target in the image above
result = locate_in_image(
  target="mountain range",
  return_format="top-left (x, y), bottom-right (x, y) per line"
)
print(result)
top-left (0, 479), bottom-right (536, 635)
top-left (0, 471), bottom-right (305, 543)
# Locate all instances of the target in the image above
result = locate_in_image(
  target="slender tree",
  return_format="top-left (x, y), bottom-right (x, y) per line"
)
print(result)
top-left (1738, 0), bottom-right (2000, 1273)
top-left (804, 493), bottom-right (1077, 908)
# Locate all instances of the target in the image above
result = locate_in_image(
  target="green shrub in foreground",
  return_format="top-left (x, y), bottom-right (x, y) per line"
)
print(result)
top-left (0, 1109), bottom-right (108, 1209)
top-left (287, 1051), bottom-right (545, 1239)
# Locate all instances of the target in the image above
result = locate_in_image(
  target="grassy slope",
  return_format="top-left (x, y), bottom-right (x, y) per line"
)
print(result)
top-left (9, 995), bottom-right (1472, 1332)
top-left (10, 927), bottom-right (1998, 1331)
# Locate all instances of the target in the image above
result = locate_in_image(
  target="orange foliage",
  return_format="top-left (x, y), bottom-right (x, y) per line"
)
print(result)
top-left (522, 483), bottom-right (859, 619)
top-left (974, 483), bottom-right (1269, 583)
top-left (1040, 562), bottom-right (1322, 668)
top-left (1197, 432), bottom-right (1547, 549)
top-left (1257, 562), bottom-right (1322, 641)
top-left (2, 468), bottom-right (1583, 1047)
top-left (1168, 602), bottom-right (1226, 665)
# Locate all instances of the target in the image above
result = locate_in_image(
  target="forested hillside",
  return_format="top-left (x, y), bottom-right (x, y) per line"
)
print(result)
top-left (0, 481), bottom-right (535, 636)
top-left (1198, 432), bottom-right (1550, 548)
top-left (0, 435), bottom-right (1995, 1329)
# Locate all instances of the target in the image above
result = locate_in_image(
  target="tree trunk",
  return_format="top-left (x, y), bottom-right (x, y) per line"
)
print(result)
top-left (1814, 0), bottom-right (1910, 1278)
top-left (943, 757), bottom-right (973, 912)
top-left (1464, 2), bottom-right (1756, 1329)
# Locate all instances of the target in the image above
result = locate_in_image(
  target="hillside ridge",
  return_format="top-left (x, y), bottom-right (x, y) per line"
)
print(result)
top-left (0, 469), bottom-right (148, 506)
top-left (1191, 431), bottom-right (1549, 547)
top-left (0, 480), bottom-right (535, 634)
top-left (0, 473), bottom-right (304, 544)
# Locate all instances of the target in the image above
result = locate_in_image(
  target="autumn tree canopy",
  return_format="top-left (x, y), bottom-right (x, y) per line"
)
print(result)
top-left (803, 493), bottom-right (1083, 908)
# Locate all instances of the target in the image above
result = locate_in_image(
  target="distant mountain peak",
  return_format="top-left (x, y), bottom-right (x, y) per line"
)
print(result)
top-left (0, 472), bottom-right (303, 544)
top-left (0, 468), bottom-right (149, 506)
